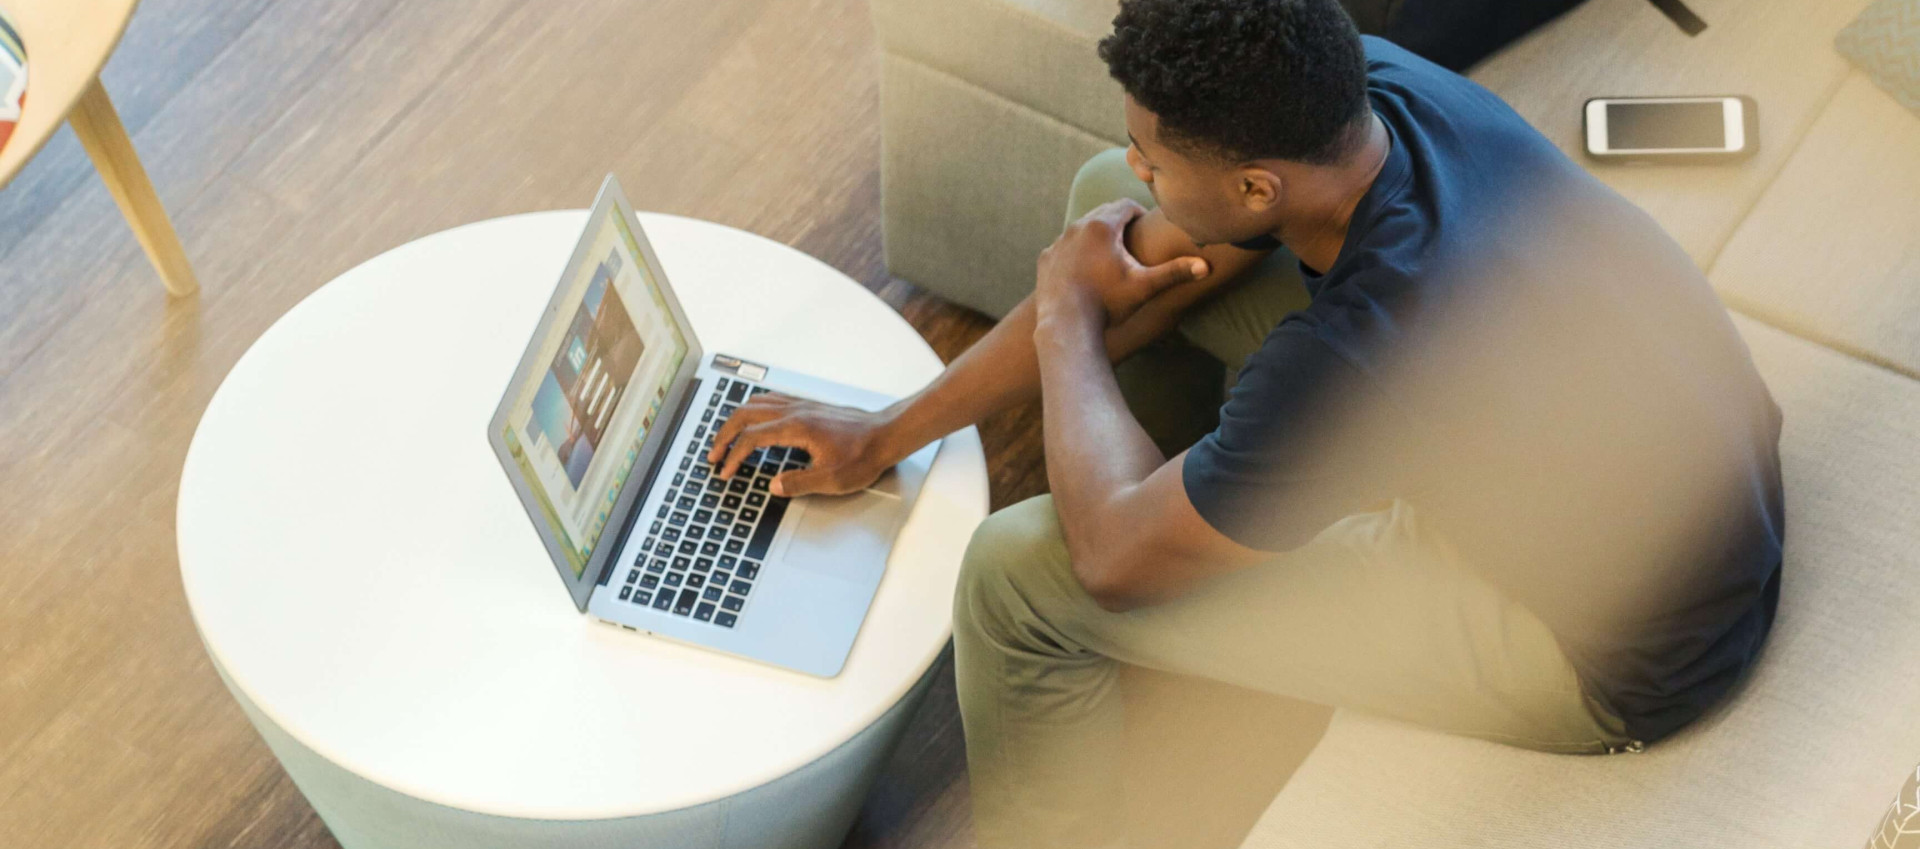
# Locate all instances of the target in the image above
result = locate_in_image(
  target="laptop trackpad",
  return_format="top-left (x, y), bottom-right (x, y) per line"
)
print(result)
top-left (778, 492), bottom-right (899, 585)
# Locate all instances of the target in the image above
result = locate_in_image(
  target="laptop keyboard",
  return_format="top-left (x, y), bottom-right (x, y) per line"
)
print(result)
top-left (613, 375), bottom-right (807, 629)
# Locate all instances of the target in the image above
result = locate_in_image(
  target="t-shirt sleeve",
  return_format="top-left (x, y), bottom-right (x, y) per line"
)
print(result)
top-left (1182, 325), bottom-right (1404, 552)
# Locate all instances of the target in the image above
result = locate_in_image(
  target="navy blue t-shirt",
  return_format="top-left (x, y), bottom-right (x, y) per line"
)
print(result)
top-left (1183, 37), bottom-right (1783, 744)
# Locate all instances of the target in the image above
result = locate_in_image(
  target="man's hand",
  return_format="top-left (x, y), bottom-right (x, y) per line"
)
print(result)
top-left (1034, 198), bottom-right (1211, 331)
top-left (704, 393), bottom-right (902, 497)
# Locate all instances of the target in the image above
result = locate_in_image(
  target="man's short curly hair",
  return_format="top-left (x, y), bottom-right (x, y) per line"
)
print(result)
top-left (1098, 0), bottom-right (1371, 165)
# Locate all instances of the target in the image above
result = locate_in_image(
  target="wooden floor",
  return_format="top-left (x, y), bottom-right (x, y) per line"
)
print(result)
top-left (0, 1), bottom-right (1324, 846)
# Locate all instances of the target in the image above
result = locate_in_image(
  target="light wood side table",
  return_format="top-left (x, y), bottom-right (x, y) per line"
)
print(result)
top-left (0, 0), bottom-right (197, 296)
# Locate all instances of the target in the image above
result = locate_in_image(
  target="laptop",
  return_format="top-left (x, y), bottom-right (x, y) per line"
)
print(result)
top-left (488, 175), bottom-right (941, 677)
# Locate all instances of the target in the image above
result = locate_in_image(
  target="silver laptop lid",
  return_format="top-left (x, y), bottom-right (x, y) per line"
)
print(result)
top-left (488, 175), bottom-right (707, 610)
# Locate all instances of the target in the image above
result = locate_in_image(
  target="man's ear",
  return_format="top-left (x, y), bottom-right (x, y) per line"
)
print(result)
top-left (1237, 166), bottom-right (1283, 212)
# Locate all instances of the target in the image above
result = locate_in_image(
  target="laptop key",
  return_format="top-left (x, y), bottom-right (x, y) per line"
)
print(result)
top-left (694, 424), bottom-right (706, 438)
top-left (694, 602), bottom-right (716, 622)
top-left (701, 408), bottom-right (714, 423)
top-left (678, 457), bottom-right (691, 471)
top-left (703, 585), bottom-right (724, 602)
top-left (695, 509), bottom-right (713, 524)
top-left (744, 497), bottom-right (788, 558)
top-left (730, 579), bottom-right (753, 596)
top-left (716, 376), bottom-right (731, 391)
top-left (722, 495), bottom-right (742, 509)
top-left (678, 540), bottom-right (698, 555)
top-left (719, 555), bottom-right (738, 569)
top-left (634, 590), bottom-right (653, 606)
top-left (694, 557), bottom-right (713, 573)
top-left (618, 586), bottom-right (631, 601)
top-left (721, 595), bottom-right (744, 612)
top-left (737, 561), bottom-right (759, 580)
top-left (641, 574), bottom-right (659, 589)
top-left (730, 524), bottom-right (751, 539)
top-left (721, 403), bottom-right (737, 415)
top-left (677, 496), bottom-right (696, 511)
top-left (712, 570), bottom-right (731, 585)
top-left (727, 382), bottom-right (749, 403)
top-left (750, 477), bottom-right (770, 492)
top-left (700, 494), bottom-right (719, 509)
top-left (673, 556), bottom-right (691, 571)
top-left (724, 539), bottom-right (744, 555)
top-left (715, 611), bottom-right (738, 628)
top-left (647, 558), bottom-right (667, 573)
top-left (701, 541), bottom-right (721, 556)
top-left (657, 503), bottom-right (671, 519)
top-left (728, 478), bottom-right (750, 494)
top-left (669, 512), bottom-right (688, 527)
top-left (626, 570), bottom-right (639, 584)
top-left (675, 589), bottom-right (699, 616)
top-left (652, 591), bottom-right (674, 611)
top-left (649, 521), bottom-right (662, 535)
top-left (706, 478), bottom-right (726, 494)
top-left (789, 448), bottom-right (811, 463)
top-left (662, 527), bottom-right (681, 542)
top-left (739, 507), bottom-right (759, 523)
top-left (687, 573), bottom-right (706, 590)
top-left (664, 572), bottom-right (683, 588)
top-left (690, 464), bottom-right (709, 481)
top-left (716, 510), bottom-right (735, 525)
top-left (746, 492), bottom-right (766, 508)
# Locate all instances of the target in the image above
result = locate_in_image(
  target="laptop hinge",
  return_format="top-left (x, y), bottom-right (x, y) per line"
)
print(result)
top-left (595, 376), bottom-right (704, 587)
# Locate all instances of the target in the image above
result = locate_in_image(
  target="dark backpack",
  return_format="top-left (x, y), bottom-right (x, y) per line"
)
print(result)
top-left (1344, 0), bottom-right (1705, 72)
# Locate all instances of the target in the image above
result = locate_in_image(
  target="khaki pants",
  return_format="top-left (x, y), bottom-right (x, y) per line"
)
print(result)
top-left (950, 149), bottom-right (1640, 849)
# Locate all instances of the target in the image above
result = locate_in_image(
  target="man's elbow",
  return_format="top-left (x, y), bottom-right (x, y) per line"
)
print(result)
top-left (1072, 558), bottom-right (1144, 613)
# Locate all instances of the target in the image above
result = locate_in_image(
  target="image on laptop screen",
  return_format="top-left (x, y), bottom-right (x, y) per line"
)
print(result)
top-left (499, 209), bottom-right (688, 576)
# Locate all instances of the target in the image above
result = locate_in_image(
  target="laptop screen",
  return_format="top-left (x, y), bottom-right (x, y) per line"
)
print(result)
top-left (497, 204), bottom-right (689, 578)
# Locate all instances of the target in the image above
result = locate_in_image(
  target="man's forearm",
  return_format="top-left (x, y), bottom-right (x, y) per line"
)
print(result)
top-left (875, 294), bottom-right (1151, 465)
top-left (873, 211), bottom-right (1272, 465)
top-left (1034, 308), bottom-right (1165, 600)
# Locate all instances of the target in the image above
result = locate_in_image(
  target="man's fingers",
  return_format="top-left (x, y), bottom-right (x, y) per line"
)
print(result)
top-left (1133, 255), bottom-right (1210, 299)
top-left (769, 466), bottom-right (834, 498)
top-left (1079, 197), bottom-right (1148, 231)
top-left (711, 410), bottom-right (781, 475)
top-left (715, 423), bottom-right (774, 479)
top-left (707, 403), bottom-right (785, 466)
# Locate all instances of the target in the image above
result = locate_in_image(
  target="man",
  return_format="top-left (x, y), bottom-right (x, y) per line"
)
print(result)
top-left (707, 0), bottom-right (1784, 846)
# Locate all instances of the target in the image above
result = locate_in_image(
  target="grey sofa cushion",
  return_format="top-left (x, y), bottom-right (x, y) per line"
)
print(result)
top-left (1835, 0), bottom-right (1920, 118)
top-left (872, 0), bottom-right (1127, 143)
top-left (1711, 73), bottom-right (1920, 379)
top-left (1239, 314), bottom-right (1920, 848)
top-left (1469, 0), bottom-right (1876, 269)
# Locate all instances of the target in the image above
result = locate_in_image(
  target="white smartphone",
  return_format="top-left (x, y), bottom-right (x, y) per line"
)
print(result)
top-left (1583, 96), bottom-right (1758, 163)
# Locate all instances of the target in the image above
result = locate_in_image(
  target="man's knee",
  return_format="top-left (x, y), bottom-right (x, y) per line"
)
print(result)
top-left (1066, 147), bottom-right (1154, 226)
top-left (954, 495), bottom-right (1083, 634)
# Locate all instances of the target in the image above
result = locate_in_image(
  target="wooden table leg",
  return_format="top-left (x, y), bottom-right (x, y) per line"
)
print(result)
top-left (68, 78), bottom-right (199, 297)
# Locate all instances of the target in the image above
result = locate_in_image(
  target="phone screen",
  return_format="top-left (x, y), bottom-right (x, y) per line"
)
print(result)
top-left (1606, 101), bottom-right (1727, 151)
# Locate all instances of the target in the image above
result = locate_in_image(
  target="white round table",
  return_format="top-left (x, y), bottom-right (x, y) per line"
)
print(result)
top-left (177, 211), bottom-right (989, 849)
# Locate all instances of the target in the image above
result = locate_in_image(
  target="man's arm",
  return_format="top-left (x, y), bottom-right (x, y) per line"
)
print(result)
top-left (708, 207), bottom-right (1270, 494)
top-left (873, 208), bottom-right (1270, 467)
top-left (1032, 232), bottom-right (1274, 612)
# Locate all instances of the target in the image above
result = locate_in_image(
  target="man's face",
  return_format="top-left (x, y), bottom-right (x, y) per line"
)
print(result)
top-left (1122, 96), bottom-right (1281, 246)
